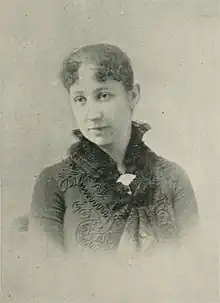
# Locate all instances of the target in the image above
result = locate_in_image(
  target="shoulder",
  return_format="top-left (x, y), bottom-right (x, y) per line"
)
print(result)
top-left (155, 156), bottom-right (189, 183)
top-left (34, 142), bottom-right (84, 193)
top-left (36, 143), bottom-right (80, 181)
top-left (34, 158), bottom-right (72, 192)
top-left (154, 156), bottom-right (196, 201)
top-left (35, 160), bottom-right (67, 186)
top-left (143, 144), bottom-right (194, 195)
top-left (142, 143), bottom-right (188, 183)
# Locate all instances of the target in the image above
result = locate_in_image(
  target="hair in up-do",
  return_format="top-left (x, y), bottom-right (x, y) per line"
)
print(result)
top-left (59, 43), bottom-right (134, 92)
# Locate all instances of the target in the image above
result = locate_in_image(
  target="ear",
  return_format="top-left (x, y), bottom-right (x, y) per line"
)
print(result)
top-left (128, 83), bottom-right (140, 112)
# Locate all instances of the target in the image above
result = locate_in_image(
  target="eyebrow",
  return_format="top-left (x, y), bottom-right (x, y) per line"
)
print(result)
top-left (94, 87), bottom-right (111, 93)
top-left (73, 90), bottom-right (85, 95)
top-left (72, 87), bottom-right (111, 95)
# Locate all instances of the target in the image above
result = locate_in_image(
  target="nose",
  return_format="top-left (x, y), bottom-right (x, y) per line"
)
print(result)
top-left (86, 103), bottom-right (103, 121)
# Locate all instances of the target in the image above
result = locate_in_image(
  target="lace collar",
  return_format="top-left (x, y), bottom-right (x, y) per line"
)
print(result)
top-left (69, 121), bottom-right (151, 179)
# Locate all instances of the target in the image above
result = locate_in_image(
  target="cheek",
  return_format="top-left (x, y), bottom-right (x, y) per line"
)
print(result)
top-left (71, 106), bottom-right (86, 125)
top-left (105, 100), bottom-right (131, 120)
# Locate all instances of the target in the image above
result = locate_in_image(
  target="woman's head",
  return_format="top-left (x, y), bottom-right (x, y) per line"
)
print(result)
top-left (60, 43), bottom-right (140, 146)
top-left (60, 43), bottom-right (135, 92)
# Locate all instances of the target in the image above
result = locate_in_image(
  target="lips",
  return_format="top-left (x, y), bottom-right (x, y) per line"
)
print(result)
top-left (89, 126), bottom-right (108, 131)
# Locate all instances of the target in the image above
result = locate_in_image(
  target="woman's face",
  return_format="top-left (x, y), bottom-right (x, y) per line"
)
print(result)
top-left (69, 64), bottom-right (139, 146)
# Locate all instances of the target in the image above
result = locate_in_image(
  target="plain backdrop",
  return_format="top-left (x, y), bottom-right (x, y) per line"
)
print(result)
top-left (1, 0), bottom-right (220, 300)
top-left (1, 0), bottom-right (220, 231)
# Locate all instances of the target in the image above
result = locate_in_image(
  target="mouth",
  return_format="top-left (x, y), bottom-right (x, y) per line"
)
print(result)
top-left (88, 126), bottom-right (109, 131)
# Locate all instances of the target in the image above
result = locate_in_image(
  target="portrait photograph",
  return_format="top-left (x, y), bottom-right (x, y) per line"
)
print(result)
top-left (1, 1), bottom-right (219, 302)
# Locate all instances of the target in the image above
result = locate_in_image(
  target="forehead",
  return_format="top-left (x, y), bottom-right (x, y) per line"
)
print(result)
top-left (77, 64), bottom-right (100, 83)
top-left (70, 64), bottom-right (123, 93)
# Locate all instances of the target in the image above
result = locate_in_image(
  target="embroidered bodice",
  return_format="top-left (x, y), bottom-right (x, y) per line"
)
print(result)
top-left (30, 122), bottom-right (199, 253)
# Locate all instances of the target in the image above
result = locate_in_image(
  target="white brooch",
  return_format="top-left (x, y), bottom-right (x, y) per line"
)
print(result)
top-left (116, 173), bottom-right (136, 195)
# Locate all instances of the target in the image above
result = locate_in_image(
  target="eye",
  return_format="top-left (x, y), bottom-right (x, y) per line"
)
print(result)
top-left (98, 92), bottom-right (112, 101)
top-left (74, 96), bottom-right (86, 104)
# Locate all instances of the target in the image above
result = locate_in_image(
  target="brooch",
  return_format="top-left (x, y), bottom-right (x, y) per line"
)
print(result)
top-left (116, 173), bottom-right (136, 195)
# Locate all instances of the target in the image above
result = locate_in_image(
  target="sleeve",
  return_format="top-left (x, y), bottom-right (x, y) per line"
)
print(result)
top-left (172, 164), bottom-right (200, 236)
top-left (28, 167), bottom-right (66, 253)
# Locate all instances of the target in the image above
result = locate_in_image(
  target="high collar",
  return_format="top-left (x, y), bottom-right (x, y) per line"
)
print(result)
top-left (70, 121), bottom-right (151, 179)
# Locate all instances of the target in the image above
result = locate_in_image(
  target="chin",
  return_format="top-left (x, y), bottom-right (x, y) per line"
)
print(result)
top-left (89, 135), bottom-right (112, 146)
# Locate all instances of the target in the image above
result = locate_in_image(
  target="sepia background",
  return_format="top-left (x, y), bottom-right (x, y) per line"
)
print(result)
top-left (1, 0), bottom-right (220, 302)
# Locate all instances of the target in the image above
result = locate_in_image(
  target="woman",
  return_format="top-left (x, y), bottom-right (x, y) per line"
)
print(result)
top-left (27, 43), bottom-right (199, 254)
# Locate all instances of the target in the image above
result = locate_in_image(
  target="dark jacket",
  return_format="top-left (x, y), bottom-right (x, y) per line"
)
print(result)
top-left (29, 122), bottom-right (199, 253)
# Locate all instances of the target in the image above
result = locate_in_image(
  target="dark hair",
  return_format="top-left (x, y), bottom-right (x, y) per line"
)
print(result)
top-left (59, 43), bottom-right (134, 92)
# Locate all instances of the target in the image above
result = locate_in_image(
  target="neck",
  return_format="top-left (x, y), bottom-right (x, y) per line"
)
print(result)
top-left (100, 126), bottom-right (132, 173)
